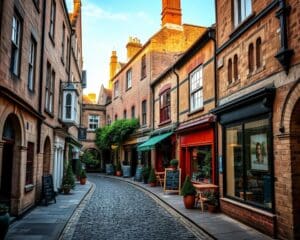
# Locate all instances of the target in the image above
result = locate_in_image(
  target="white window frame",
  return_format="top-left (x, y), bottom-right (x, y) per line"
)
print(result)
top-left (88, 115), bottom-right (99, 131)
top-left (126, 69), bottom-right (132, 89)
top-left (234, 0), bottom-right (252, 27)
top-left (28, 37), bottom-right (36, 91)
top-left (189, 66), bottom-right (203, 112)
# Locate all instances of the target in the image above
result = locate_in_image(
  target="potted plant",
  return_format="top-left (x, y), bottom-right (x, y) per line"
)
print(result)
top-left (62, 163), bottom-right (75, 194)
top-left (80, 169), bottom-right (87, 185)
top-left (0, 203), bottom-right (9, 239)
top-left (116, 161), bottom-right (122, 176)
top-left (180, 175), bottom-right (196, 209)
top-left (203, 191), bottom-right (219, 213)
top-left (170, 159), bottom-right (179, 170)
top-left (142, 166), bottom-right (150, 184)
top-left (148, 168), bottom-right (157, 187)
top-left (75, 160), bottom-right (83, 181)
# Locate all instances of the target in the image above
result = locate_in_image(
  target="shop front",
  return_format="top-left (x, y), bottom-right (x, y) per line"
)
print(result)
top-left (177, 116), bottom-right (216, 184)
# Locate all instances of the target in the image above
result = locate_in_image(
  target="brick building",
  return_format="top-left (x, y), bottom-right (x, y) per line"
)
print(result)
top-left (0, 0), bottom-right (84, 216)
top-left (106, 0), bottom-right (206, 173)
top-left (213, 0), bottom-right (300, 238)
top-left (149, 28), bottom-right (216, 183)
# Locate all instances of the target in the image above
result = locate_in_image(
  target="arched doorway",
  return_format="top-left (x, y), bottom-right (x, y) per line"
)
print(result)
top-left (291, 99), bottom-right (300, 239)
top-left (43, 137), bottom-right (51, 175)
top-left (0, 114), bottom-right (22, 209)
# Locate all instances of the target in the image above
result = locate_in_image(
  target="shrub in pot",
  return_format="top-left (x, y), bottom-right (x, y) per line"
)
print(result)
top-left (203, 191), bottom-right (219, 213)
top-left (0, 203), bottom-right (9, 239)
top-left (62, 163), bottom-right (75, 194)
top-left (142, 166), bottom-right (150, 184)
top-left (170, 159), bottom-right (179, 170)
top-left (148, 168), bottom-right (157, 187)
top-left (116, 161), bottom-right (122, 176)
top-left (80, 169), bottom-right (87, 185)
top-left (180, 175), bottom-right (196, 209)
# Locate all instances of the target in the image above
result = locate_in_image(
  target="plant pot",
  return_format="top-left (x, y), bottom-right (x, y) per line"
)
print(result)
top-left (80, 177), bottom-right (87, 185)
top-left (0, 212), bottom-right (9, 239)
top-left (207, 204), bottom-right (218, 213)
top-left (183, 195), bottom-right (195, 209)
top-left (63, 186), bottom-right (71, 194)
top-left (149, 182), bottom-right (156, 187)
top-left (116, 170), bottom-right (122, 177)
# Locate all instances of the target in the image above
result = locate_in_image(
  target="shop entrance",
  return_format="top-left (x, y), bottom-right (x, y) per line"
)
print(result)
top-left (291, 99), bottom-right (300, 239)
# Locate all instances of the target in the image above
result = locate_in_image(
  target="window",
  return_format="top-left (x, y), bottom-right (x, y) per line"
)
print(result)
top-left (114, 80), bottom-right (119, 98)
top-left (248, 43), bottom-right (254, 74)
top-left (234, 0), bottom-right (252, 27)
top-left (190, 145), bottom-right (212, 183)
top-left (228, 59), bottom-right (233, 84)
top-left (11, 12), bottom-right (22, 76)
top-left (26, 142), bottom-right (34, 185)
top-left (61, 23), bottom-right (65, 62)
top-left (65, 93), bottom-right (72, 119)
top-left (225, 117), bottom-right (272, 210)
top-left (131, 105), bottom-right (135, 119)
top-left (233, 54), bottom-right (238, 81)
top-left (66, 37), bottom-right (70, 70)
top-left (189, 66), bottom-right (203, 111)
top-left (126, 69), bottom-right (132, 89)
top-left (141, 54), bottom-right (146, 79)
top-left (256, 38), bottom-right (262, 69)
top-left (142, 100), bottom-right (147, 126)
top-left (107, 115), bottom-right (111, 125)
top-left (49, 0), bottom-right (56, 39)
top-left (45, 63), bottom-right (54, 113)
top-left (88, 115), bottom-right (99, 130)
top-left (160, 89), bottom-right (170, 123)
top-left (115, 114), bottom-right (118, 121)
top-left (28, 37), bottom-right (37, 91)
top-left (123, 109), bottom-right (127, 119)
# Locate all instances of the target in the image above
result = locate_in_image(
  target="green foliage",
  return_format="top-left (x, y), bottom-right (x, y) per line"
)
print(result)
top-left (0, 203), bottom-right (8, 214)
top-left (142, 166), bottom-right (150, 178)
top-left (148, 168), bottom-right (157, 183)
top-left (203, 191), bottom-right (219, 206)
top-left (75, 160), bottom-right (83, 176)
top-left (170, 159), bottom-right (179, 167)
top-left (96, 119), bottom-right (139, 150)
top-left (181, 175), bottom-right (196, 196)
top-left (80, 169), bottom-right (87, 178)
top-left (63, 163), bottom-right (75, 189)
top-left (81, 151), bottom-right (99, 166)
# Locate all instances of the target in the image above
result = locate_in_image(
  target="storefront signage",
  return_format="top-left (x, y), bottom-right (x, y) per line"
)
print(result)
top-left (164, 168), bottom-right (181, 194)
top-left (42, 175), bottom-right (56, 206)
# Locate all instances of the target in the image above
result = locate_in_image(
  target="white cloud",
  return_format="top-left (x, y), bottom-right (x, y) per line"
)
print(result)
top-left (83, 3), bottom-right (128, 21)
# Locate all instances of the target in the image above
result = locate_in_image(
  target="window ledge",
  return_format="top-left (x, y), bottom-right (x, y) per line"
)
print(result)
top-left (126, 87), bottom-right (132, 92)
top-left (188, 107), bottom-right (204, 116)
top-left (230, 13), bottom-right (256, 39)
top-left (87, 129), bottom-right (96, 132)
top-left (25, 184), bottom-right (34, 193)
top-left (44, 109), bottom-right (54, 118)
top-left (158, 119), bottom-right (171, 127)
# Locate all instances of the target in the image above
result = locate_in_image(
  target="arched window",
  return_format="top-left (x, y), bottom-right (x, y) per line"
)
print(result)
top-left (248, 43), bottom-right (254, 73)
top-left (256, 37), bottom-right (262, 69)
top-left (65, 93), bottom-right (72, 119)
top-left (228, 58), bottom-right (233, 85)
top-left (233, 54), bottom-right (238, 81)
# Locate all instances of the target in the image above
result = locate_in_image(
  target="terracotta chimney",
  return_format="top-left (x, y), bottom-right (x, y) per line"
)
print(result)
top-left (72, 0), bottom-right (81, 21)
top-left (126, 37), bottom-right (142, 60)
top-left (161, 0), bottom-right (182, 27)
top-left (109, 51), bottom-right (118, 88)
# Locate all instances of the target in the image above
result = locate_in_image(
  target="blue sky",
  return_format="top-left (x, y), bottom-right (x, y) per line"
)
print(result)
top-left (66, 0), bottom-right (215, 97)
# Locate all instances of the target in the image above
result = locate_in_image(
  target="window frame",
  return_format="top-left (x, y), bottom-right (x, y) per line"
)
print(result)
top-left (189, 65), bottom-right (203, 112)
top-left (88, 115), bottom-right (100, 131)
top-left (126, 68), bottom-right (132, 90)
top-left (234, 0), bottom-right (252, 27)
top-left (49, 0), bottom-right (56, 41)
top-left (159, 89), bottom-right (171, 123)
top-left (28, 36), bottom-right (37, 92)
top-left (142, 100), bottom-right (147, 126)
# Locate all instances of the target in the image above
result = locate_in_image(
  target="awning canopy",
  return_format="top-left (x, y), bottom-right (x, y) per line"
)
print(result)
top-left (137, 132), bottom-right (173, 152)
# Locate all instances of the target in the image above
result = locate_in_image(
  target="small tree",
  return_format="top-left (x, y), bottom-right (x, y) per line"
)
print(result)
top-left (62, 162), bottom-right (75, 189)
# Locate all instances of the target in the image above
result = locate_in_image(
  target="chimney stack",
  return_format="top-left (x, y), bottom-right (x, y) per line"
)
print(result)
top-left (109, 50), bottom-right (118, 89)
top-left (126, 37), bottom-right (142, 60)
top-left (161, 0), bottom-right (182, 27)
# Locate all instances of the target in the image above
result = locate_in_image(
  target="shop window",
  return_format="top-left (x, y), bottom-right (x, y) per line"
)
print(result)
top-left (189, 66), bottom-right (203, 111)
top-left (233, 54), bottom-right (238, 81)
top-left (126, 68), bottom-right (132, 89)
top-left (160, 89), bottom-right (170, 123)
top-left (228, 58), bottom-right (233, 85)
top-left (190, 146), bottom-right (212, 183)
top-left (11, 11), bottom-right (22, 77)
top-left (26, 142), bottom-right (34, 185)
top-left (256, 37), bottom-right (262, 69)
top-left (248, 43), bottom-right (254, 73)
top-left (234, 0), bottom-right (252, 27)
top-left (225, 117), bottom-right (273, 210)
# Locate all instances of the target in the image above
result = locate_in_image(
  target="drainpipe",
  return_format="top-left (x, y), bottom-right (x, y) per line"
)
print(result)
top-left (37, 0), bottom-right (47, 154)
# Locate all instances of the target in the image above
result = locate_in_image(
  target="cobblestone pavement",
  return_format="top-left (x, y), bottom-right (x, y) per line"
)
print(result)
top-left (70, 175), bottom-right (208, 240)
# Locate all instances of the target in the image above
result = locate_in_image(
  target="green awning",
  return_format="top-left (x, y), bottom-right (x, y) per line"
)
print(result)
top-left (137, 132), bottom-right (173, 152)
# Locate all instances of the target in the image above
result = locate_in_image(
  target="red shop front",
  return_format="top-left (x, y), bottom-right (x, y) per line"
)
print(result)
top-left (178, 116), bottom-right (216, 184)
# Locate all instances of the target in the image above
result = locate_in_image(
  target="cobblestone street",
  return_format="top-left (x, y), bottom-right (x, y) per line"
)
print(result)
top-left (70, 174), bottom-right (202, 240)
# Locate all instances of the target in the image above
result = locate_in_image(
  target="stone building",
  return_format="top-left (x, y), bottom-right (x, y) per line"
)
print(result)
top-left (106, 0), bottom-right (206, 173)
top-left (0, 0), bottom-right (84, 216)
top-left (213, 0), bottom-right (300, 238)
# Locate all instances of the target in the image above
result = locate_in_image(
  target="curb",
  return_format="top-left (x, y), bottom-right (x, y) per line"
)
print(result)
top-left (100, 174), bottom-right (216, 240)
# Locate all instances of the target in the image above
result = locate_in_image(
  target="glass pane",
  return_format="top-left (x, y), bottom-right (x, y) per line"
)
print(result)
top-left (226, 125), bottom-right (243, 199)
top-left (191, 145), bottom-right (212, 183)
top-left (244, 118), bottom-right (272, 208)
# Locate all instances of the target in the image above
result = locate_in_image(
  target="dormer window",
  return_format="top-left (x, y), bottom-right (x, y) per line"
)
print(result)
top-left (234, 0), bottom-right (252, 27)
top-left (62, 83), bottom-right (79, 125)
